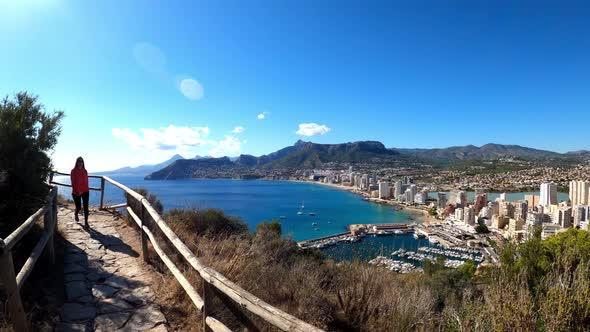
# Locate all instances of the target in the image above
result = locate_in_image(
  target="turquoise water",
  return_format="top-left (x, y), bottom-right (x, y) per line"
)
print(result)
top-left (55, 176), bottom-right (420, 241)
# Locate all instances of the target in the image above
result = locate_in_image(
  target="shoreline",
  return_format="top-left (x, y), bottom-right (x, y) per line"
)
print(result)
top-left (290, 179), bottom-right (433, 224)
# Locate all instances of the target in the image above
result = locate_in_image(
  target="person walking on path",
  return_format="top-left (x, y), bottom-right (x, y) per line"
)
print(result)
top-left (70, 156), bottom-right (90, 227)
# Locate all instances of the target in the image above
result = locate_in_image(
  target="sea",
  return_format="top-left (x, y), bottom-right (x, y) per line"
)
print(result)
top-left (54, 175), bottom-right (569, 262)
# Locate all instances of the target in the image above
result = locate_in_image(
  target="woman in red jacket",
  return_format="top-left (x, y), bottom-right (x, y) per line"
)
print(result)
top-left (71, 156), bottom-right (90, 227)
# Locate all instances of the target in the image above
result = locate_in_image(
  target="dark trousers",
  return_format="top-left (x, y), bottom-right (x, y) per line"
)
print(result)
top-left (73, 191), bottom-right (89, 221)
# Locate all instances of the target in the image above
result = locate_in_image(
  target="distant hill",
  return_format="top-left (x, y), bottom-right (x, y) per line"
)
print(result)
top-left (145, 140), bottom-right (405, 179)
top-left (392, 143), bottom-right (563, 161)
top-left (100, 154), bottom-right (185, 176)
top-left (145, 157), bottom-right (245, 180)
top-left (144, 141), bottom-right (585, 180)
top-left (566, 150), bottom-right (590, 156)
top-left (264, 140), bottom-right (401, 168)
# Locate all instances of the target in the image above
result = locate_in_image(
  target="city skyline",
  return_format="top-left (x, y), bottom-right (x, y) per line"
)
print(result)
top-left (2, 1), bottom-right (590, 171)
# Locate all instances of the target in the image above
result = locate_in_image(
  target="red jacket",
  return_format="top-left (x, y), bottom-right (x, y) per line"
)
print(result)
top-left (70, 167), bottom-right (89, 195)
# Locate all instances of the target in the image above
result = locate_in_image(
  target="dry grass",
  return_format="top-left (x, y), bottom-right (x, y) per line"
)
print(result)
top-left (140, 208), bottom-right (440, 331)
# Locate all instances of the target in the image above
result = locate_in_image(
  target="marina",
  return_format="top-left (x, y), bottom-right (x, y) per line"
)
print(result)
top-left (300, 221), bottom-right (490, 271)
top-left (369, 256), bottom-right (419, 274)
top-left (391, 249), bottom-right (465, 268)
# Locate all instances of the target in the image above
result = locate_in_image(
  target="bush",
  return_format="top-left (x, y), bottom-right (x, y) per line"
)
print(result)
top-left (256, 220), bottom-right (282, 236)
top-left (165, 208), bottom-right (248, 237)
top-left (475, 223), bottom-right (490, 234)
top-left (126, 187), bottom-right (164, 215)
top-left (428, 206), bottom-right (438, 216)
top-left (0, 92), bottom-right (64, 236)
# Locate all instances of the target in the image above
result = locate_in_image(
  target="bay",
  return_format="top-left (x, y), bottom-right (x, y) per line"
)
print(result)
top-left (55, 176), bottom-right (420, 241)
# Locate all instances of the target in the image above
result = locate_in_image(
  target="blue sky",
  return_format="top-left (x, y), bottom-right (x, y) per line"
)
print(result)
top-left (2, 0), bottom-right (590, 171)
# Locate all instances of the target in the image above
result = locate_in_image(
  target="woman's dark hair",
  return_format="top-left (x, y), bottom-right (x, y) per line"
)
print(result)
top-left (75, 157), bottom-right (85, 169)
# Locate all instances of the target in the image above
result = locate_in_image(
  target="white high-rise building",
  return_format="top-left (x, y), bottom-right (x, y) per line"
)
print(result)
top-left (414, 191), bottom-right (428, 205)
top-left (409, 184), bottom-right (418, 200)
top-left (570, 180), bottom-right (590, 207)
top-left (574, 205), bottom-right (588, 226)
top-left (463, 206), bottom-right (475, 225)
top-left (378, 181), bottom-right (390, 199)
top-left (404, 188), bottom-right (413, 203)
top-left (394, 181), bottom-right (403, 200)
top-left (552, 207), bottom-right (572, 228)
top-left (456, 190), bottom-right (468, 207)
top-left (455, 208), bottom-right (464, 221)
top-left (514, 201), bottom-right (528, 221)
top-left (540, 183), bottom-right (558, 207)
top-left (525, 211), bottom-right (544, 239)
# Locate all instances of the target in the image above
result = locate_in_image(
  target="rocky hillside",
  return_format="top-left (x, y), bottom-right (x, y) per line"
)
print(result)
top-left (144, 141), bottom-right (584, 180)
top-left (393, 143), bottom-right (564, 161)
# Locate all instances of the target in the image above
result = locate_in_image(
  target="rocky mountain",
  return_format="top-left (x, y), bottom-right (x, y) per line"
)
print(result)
top-left (145, 157), bottom-right (241, 180)
top-left (566, 150), bottom-right (590, 156)
top-left (392, 143), bottom-right (563, 161)
top-left (145, 140), bottom-right (406, 179)
top-left (264, 140), bottom-right (401, 168)
top-left (144, 141), bottom-right (583, 180)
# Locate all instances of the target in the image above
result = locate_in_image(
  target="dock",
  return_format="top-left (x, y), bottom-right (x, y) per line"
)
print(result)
top-left (298, 223), bottom-right (416, 249)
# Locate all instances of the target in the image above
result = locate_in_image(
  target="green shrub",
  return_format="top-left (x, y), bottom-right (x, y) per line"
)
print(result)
top-left (0, 92), bottom-right (63, 236)
top-left (256, 220), bottom-right (282, 236)
top-left (165, 208), bottom-right (248, 237)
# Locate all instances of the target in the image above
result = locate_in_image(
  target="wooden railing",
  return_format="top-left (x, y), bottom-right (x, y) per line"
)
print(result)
top-left (0, 186), bottom-right (58, 332)
top-left (49, 171), bottom-right (323, 332)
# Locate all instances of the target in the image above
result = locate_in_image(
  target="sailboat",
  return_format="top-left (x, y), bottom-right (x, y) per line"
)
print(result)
top-left (297, 200), bottom-right (304, 215)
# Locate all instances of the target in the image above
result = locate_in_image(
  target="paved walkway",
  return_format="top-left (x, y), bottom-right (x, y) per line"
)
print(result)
top-left (56, 206), bottom-right (168, 331)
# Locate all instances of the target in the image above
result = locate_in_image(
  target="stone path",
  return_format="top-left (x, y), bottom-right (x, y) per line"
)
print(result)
top-left (56, 206), bottom-right (168, 332)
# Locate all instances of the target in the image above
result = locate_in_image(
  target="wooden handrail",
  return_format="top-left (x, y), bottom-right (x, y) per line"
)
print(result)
top-left (136, 182), bottom-right (323, 332)
top-left (45, 171), bottom-right (324, 331)
top-left (103, 176), bottom-right (144, 202)
top-left (127, 206), bottom-right (204, 310)
top-left (16, 224), bottom-right (52, 290)
top-left (51, 170), bottom-right (102, 179)
top-left (49, 181), bottom-right (101, 191)
top-left (0, 186), bottom-right (58, 332)
top-left (205, 317), bottom-right (232, 332)
top-left (3, 206), bottom-right (48, 250)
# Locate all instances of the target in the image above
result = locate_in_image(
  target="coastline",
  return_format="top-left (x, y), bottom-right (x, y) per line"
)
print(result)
top-left (291, 179), bottom-right (433, 223)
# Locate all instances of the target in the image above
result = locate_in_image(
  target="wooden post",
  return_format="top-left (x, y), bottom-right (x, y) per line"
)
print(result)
top-left (43, 205), bottom-right (55, 265)
top-left (0, 249), bottom-right (28, 332)
top-left (213, 287), bottom-right (260, 331)
top-left (99, 177), bottom-right (106, 210)
top-left (202, 280), bottom-right (214, 332)
top-left (140, 203), bottom-right (149, 263)
top-left (53, 187), bottom-right (58, 234)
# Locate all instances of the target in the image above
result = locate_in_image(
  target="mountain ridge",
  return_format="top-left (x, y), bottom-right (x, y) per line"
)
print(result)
top-left (144, 141), bottom-right (584, 180)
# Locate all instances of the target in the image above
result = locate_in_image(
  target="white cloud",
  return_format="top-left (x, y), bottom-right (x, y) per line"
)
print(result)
top-left (296, 123), bottom-right (331, 137)
top-left (210, 136), bottom-right (241, 157)
top-left (231, 126), bottom-right (245, 134)
top-left (133, 42), bottom-right (167, 74)
top-left (112, 125), bottom-right (210, 151)
top-left (257, 112), bottom-right (268, 120)
top-left (179, 78), bottom-right (204, 100)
